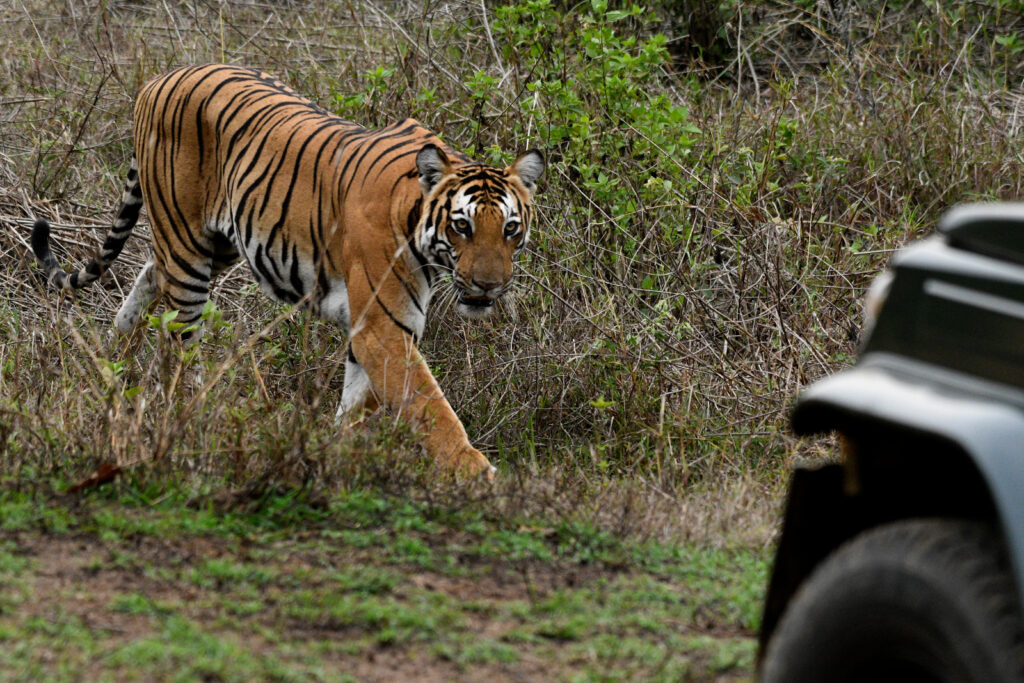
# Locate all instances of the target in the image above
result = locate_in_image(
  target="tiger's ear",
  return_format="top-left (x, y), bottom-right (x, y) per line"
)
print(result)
top-left (417, 144), bottom-right (452, 196)
top-left (508, 149), bottom-right (545, 196)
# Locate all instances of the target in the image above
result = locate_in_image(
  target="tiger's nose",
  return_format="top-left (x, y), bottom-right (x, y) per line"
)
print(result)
top-left (473, 278), bottom-right (503, 293)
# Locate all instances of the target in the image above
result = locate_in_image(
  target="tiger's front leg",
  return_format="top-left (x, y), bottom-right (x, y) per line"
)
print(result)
top-left (343, 308), bottom-right (495, 479)
top-left (336, 347), bottom-right (380, 420)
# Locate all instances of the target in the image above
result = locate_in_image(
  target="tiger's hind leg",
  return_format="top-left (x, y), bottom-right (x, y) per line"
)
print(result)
top-left (139, 238), bottom-right (240, 345)
top-left (114, 259), bottom-right (159, 334)
top-left (140, 219), bottom-right (232, 344)
top-left (136, 226), bottom-right (216, 344)
top-left (160, 256), bottom-right (215, 344)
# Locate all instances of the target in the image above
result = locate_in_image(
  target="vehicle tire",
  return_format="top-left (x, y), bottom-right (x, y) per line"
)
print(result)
top-left (760, 518), bottom-right (1024, 683)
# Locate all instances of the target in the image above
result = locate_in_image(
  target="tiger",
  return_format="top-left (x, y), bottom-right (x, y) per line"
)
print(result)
top-left (30, 64), bottom-right (544, 479)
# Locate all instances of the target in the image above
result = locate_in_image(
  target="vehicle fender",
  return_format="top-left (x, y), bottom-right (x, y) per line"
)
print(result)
top-left (792, 363), bottom-right (1024, 605)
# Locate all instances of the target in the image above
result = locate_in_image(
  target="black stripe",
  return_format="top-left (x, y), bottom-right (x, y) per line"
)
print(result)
top-left (405, 197), bottom-right (433, 288)
top-left (223, 99), bottom-right (293, 164)
top-left (176, 312), bottom-right (203, 325)
top-left (288, 242), bottom-right (305, 298)
top-left (341, 122), bottom-right (420, 195)
top-left (335, 135), bottom-right (372, 198)
top-left (165, 250), bottom-right (210, 291)
top-left (213, 81), bottom-right (257, 138)
top-left (234, 149), bottom-right (281, 245)
top-left (253, 244), bottom-right (299, 303)
top-left (406, 197), bottom-right (423, 237)
top-left (408, 239), bottom-right (433, 289)
top-left (197, 71), bottom-right (256, 158)
top-left (363, 264), bottom-right (415, 338)
top-left (256, 115), bottom-right (315, 231)
top-left (401, 276), bottom-right (423, 315)
top-left (167, 292), bottom-right (207, 308)
top-left (358, 139), bottom-right (423, 189)
top-left (266, 120), bottom-right (341, 243)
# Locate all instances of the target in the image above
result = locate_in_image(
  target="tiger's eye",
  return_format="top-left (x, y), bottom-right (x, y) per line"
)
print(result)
top-left (452, 218), bottom-right (472, 236)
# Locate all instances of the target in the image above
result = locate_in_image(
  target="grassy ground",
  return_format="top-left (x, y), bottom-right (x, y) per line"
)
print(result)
top-left (1, 0), bottom-right (1023, 680)
top-left (0, 487), bottom-right (765, 681)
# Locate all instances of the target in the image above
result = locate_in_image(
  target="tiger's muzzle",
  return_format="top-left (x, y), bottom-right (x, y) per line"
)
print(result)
top-left (455, 277), bottom-right (507, 316)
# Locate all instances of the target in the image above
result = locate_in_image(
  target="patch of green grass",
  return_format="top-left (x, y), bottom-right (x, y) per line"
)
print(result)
top-left (109, 592), bottom-right (175, 617)
top-left (0, 541), bottom-right (29, 577)
top-left (328, 565), bottom-right (401, 596)
top-left (106, 614), bottom-right (293, 682)
top-left (476, 527), bottom-right (555, 563)
top-left (435, 637), bottom-right (521, 666)
top-left (0, 571), bottom-right (27, 617)
top-left (222, 597), bottom-right (266, 617)
top-left (497, 568), bottom-right (765, 672)
top-left (188, 557), bottom-right (279, 589)
top-left (0, 492), bottom-right (74, 533)
top-left (571, 634), bottom-right (697, 681)
top-left (90, 505), bottom-right (231, 539)
top-left (0, 612), bottom-right (102, 680)
top-left (284, 587), bottom-right (464, 648)
top-left (569, 632), bottom-right (757, 682)
top-left (635, 543), bottom-right (771, 631)
top-left (391, 533), bottom-right (434, 564)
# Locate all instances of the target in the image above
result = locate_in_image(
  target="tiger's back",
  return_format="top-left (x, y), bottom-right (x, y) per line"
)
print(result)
top-left (31, 63), bottom-right (544, 477)
top-left (134, 64), bottom-right (447, 328)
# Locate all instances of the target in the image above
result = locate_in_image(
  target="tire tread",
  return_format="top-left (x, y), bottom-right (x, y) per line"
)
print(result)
top-left (761, 518), bottom-right (1024, 683)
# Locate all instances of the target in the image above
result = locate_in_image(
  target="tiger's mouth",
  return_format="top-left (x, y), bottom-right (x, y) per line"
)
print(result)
top-left (458, 294), bottom-right (495, 309)
top-left (455, 289), bottom-right (500, 319)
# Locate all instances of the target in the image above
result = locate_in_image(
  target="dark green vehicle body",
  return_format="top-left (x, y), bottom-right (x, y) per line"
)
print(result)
top-left (760, 203), bottom-right (1024, 653)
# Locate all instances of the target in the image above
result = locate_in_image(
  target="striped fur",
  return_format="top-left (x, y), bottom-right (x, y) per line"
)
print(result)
top-left (31, 64), bottom-right (544, 478)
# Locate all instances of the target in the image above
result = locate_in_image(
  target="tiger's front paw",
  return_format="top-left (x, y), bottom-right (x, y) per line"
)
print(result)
top-left (441, 446), bottom-right (496, 481)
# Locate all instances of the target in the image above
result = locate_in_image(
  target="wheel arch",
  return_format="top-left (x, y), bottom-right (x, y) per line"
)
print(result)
top-left (761, 365), bottom-right (1024, 654)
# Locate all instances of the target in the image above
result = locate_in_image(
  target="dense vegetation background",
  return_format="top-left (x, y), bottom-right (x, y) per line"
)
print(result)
top-left (1, 0), bottom-right (1022, 679)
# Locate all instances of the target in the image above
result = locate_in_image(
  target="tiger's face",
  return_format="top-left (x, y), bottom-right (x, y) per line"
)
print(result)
top-left (416, 145), bottom-right (544, 318)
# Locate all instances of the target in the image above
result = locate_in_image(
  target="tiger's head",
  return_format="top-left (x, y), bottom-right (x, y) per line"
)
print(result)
top-left (416, 145), bottom-right (545, 318)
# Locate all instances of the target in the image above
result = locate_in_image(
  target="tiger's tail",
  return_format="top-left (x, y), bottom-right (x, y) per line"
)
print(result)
top-left (31, 156), bottom-right (143, 290)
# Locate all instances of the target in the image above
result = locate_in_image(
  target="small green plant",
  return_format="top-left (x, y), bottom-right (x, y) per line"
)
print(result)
top-left (995, 33), bottom-right (1024, 85)
top-left (332, 64), bottom-right (399, 125)
top-left (495, 0), bottom-right (701, 236)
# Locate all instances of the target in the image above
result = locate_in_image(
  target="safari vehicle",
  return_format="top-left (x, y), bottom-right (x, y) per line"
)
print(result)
top-left (759, 203), bottom-right (1024, 682)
